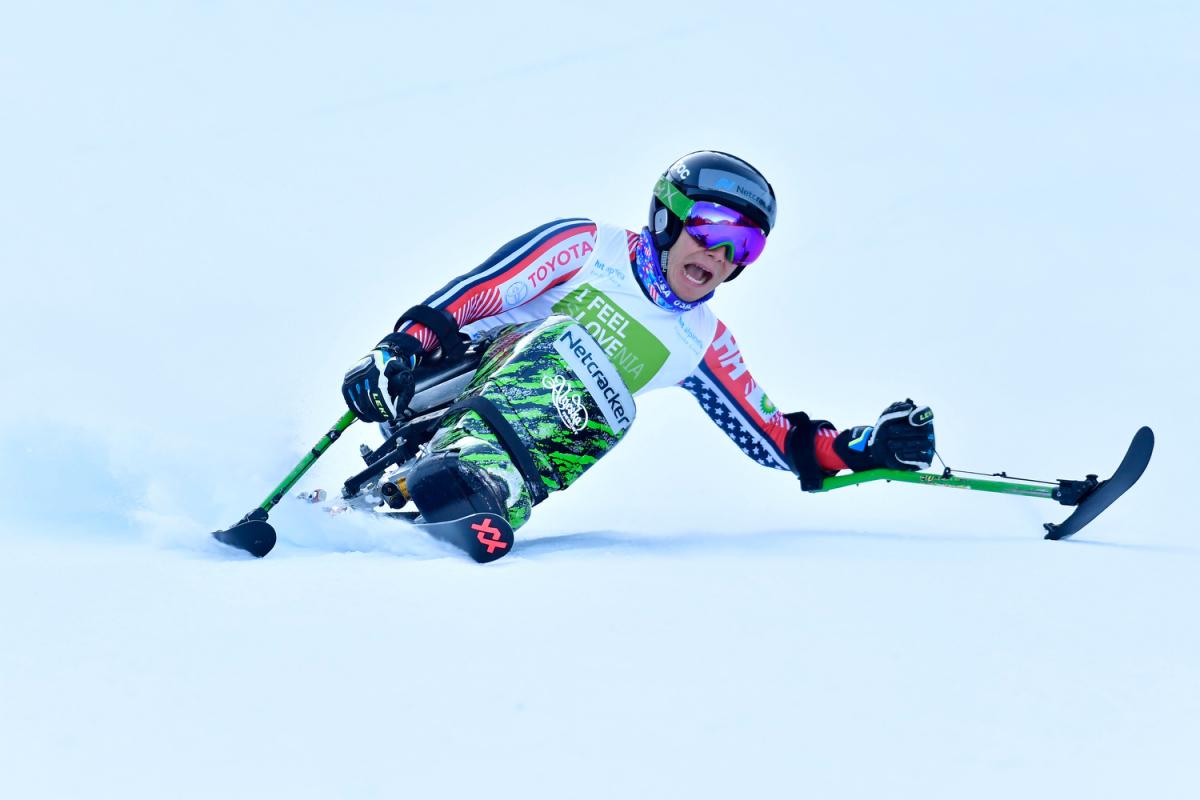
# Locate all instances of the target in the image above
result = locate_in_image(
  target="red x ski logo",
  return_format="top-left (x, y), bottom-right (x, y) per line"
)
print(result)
top-left (471, 517), bottom-right (509, 555)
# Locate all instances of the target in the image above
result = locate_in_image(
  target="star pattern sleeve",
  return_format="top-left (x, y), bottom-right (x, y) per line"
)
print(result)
top-left (679, 319), bottom-right (794, 471)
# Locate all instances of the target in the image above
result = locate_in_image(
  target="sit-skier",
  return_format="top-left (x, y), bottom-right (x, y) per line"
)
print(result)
top-left (341, 150), bottom-right (935, 531)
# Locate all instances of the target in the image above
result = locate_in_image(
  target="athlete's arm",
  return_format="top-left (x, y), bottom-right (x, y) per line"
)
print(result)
top-left (397, 218), bottom-right (597, 352)
top-left (679, 320), bottom-right (848, 479)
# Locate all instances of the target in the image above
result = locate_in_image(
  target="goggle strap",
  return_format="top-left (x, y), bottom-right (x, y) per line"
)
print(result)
top-left (654, 177), bottom-right (695, 221)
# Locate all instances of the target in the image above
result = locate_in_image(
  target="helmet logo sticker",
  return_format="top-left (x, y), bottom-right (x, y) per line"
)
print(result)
top-left (672, 162), bottom-right (690, 180)
top-left (698, 168), bottom-right (774, 217)
top-left (542, 374), bottom-right (588, 433)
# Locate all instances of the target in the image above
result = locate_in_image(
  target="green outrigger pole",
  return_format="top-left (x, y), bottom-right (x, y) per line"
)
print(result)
top-left (212, 410), bottom-right (358, 557)
top-left (255, 410), bottom-right (358, 512)
top-left (811, 426), bottom-right (1154, 541)
top-left (815, 468), bottom-right (1058, 500)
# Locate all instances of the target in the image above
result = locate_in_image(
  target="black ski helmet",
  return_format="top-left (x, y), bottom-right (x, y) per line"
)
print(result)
top-left (648, 150), bottom-right (777, 280)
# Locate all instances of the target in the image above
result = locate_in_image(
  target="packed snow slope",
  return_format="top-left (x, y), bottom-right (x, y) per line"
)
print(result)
top-left (2, 3), bottom-right (1197, 798)
top-left (1, 505), bottom-right (1196, 799)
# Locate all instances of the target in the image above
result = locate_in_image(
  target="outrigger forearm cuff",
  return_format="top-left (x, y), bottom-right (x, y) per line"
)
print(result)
top-left (394, 305), bottom-right (467, 362)
top-left (784, 411), bottom-right (836, 492)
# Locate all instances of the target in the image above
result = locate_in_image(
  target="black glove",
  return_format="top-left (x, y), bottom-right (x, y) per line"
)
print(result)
top-left (341, 333), bottom-right (423, 423)
top-left (834, 399), bottom-right (935, 471)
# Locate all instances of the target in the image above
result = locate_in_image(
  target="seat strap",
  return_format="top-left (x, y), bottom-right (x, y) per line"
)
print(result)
top-left (444, 395), bottom-right (549, 504)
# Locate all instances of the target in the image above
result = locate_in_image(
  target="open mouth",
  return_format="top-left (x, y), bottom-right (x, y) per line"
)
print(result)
top-left (682, 261), bottom-right (714, 287)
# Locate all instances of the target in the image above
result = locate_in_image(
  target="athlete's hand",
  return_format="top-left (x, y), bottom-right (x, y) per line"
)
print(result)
top-left (834, 400), bottom-right (936, 471)
top-left (341, 333), bottom-right (422, 423)
top-left (868, 399), bottom-right (935, 469)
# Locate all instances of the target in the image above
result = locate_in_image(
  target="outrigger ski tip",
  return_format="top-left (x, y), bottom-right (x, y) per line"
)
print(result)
top-left (815, 426), bottom-right (1155, 542)
top-left (212, 507), bottom-right (277, 558)
top-left (1042, 426), bottom-right (1154, 540)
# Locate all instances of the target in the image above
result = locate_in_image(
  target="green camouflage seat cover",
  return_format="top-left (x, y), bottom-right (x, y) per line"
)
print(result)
top-left (422, 317), bottom-right (635, 530)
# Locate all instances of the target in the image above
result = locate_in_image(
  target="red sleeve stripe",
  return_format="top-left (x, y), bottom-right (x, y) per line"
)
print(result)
top-left (399, 218), bottom-right (596, 351)
top-left (699, 321), bottom-right (792, 453)
top-left (814, 426), bottom-right (848, 471)
top-left (420, 219), bottom-right (595, 311)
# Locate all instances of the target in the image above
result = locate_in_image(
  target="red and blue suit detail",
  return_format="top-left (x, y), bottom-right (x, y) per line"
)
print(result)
top-left (394, 218), bottom-right (849, 479)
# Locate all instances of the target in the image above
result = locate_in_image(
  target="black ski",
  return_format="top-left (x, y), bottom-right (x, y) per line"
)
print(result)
top-left (412, 512), bottom-right (516, 563)
top-left (1043, 426), bottom-right (1154, 540)
top-left (301, 498), bottom-right (517, 563)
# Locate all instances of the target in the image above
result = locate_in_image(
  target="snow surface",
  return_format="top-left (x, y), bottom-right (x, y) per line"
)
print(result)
top-left (2, 3), bottom-right (1198, 798)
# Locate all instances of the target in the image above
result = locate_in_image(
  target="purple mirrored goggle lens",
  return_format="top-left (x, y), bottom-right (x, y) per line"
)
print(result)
top-left (683, 201), bottom-right (767, 266)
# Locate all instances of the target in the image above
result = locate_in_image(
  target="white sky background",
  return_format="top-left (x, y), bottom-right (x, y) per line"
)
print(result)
top-left (0, 1), bottom-right (1195, 542)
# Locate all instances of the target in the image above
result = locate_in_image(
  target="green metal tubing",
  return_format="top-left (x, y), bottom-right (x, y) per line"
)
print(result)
top-left (258, 410), bottom-right (358, 512)
top-left (815, 468), bottom-right (1058, 500)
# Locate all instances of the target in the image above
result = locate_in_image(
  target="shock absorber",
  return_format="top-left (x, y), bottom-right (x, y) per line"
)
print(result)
top-left (380, 475), bottom-right (411, 509)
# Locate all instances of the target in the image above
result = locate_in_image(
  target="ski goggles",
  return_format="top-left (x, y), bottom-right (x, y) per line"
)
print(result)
top-left (655, 178), bottom-right (768, 266)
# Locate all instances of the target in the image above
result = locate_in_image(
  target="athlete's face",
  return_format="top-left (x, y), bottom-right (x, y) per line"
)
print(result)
top-left (664, 231), bottom-right (739, 302)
